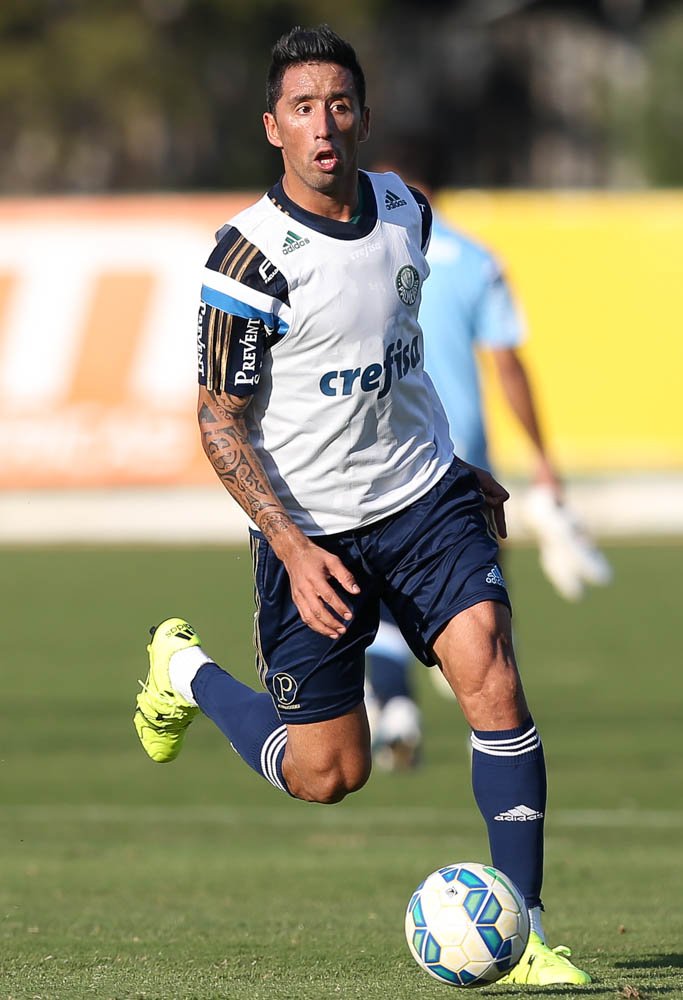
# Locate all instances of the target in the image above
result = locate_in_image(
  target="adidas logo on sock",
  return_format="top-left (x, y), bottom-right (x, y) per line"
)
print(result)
top-left (385, 189), bottom-right (407, 210)
top-left (494, 803), bottom-right (544, 822)
top-left (282, 230), bottom-right (310, 254)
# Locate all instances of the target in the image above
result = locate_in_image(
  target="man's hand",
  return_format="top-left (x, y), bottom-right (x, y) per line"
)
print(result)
top-left (273, 529), bottom-right (361, 639)
top-left (467, 463), bottom-right (510, 539)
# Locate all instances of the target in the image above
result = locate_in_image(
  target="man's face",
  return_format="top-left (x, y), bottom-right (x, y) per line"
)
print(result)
top-left (263, 61), bottom-right (370, 199)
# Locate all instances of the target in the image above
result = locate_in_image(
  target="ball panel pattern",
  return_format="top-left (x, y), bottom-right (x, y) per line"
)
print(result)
top-left (405, 862), bottom-right (530, 988)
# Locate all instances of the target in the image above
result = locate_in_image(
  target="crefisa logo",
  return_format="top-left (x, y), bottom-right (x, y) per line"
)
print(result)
top-left (319, 336), bottom-right (421, 398)
top-left (396, 264), bottom-right (420, 305)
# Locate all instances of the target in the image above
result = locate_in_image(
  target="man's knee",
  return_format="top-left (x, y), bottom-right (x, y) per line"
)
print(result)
top-left (287, 755), bottom-right (372, 804)
top-left (312, 764), bottom-right (371, 803)
top-left (282, 704), bottom-right (372, 803)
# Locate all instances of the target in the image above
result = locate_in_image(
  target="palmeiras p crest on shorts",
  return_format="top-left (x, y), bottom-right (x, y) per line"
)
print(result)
top-left (273, 672), bottom-right (299, 707)
top-left (396, 265), bottom-right (420, 305)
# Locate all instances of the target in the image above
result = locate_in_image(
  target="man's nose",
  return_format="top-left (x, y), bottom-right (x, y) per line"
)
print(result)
top-left (314, 105), bottom-right (335, 138)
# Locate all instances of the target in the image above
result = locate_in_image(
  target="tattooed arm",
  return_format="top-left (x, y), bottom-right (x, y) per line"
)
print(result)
top-left (197, 385), bottom-right (293, 542)
top-left (198, 386), bottom-right (359, 637)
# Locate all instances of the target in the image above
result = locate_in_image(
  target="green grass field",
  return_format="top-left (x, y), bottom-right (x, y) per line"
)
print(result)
top-left (1, 542), bottom-right (681, 1000)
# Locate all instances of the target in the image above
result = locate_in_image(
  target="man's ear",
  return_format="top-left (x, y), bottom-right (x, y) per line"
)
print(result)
top-left (263, 112), bottom-right (283, 149)
top-left (359, 106), bottom-right (371, 144)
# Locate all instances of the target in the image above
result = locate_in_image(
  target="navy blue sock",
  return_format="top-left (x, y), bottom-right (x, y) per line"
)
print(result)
top-left (470, 717), bottom-right (546, 909)
top-left (191, 662), bottom-right (291, 795)
top-left (367, 651), bottom-right (413, 704)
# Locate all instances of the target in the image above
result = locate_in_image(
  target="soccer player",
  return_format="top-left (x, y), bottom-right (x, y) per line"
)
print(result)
top-left (133, 25), bottom-right (591, 987)
top-left (366, 143), bottom-right (611, 771)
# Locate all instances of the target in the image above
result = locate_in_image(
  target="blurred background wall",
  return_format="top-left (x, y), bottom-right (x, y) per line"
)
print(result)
top-left (0, 0), bottom-right (681, 539)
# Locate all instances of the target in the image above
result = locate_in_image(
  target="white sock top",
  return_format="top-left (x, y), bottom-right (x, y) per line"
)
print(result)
top-left (168, 645), bottom-right (211, 705)
top-left (528, 906), bottom-right (545, 942)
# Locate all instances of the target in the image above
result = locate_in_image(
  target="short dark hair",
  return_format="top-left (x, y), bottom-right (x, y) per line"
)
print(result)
top-left (266, 24), bottom-right (366, 114)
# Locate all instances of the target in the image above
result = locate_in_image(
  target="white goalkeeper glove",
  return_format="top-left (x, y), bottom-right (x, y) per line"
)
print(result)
top-left (522, 484), bottom-right (613, 601)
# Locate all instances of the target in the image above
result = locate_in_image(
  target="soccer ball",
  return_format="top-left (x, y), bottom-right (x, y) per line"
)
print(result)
top-left (405, 862), bottom-right (529, 987)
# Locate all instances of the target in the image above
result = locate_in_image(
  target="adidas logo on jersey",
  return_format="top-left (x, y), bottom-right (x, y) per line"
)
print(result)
top-left (282, 230), bottom-right (310, 254)
top-left (494, 804), bottom-right (544, 822)
top-left (486, 565), bottom-right (505, 587)
top-left (385, 189), bottom-right (407, 210)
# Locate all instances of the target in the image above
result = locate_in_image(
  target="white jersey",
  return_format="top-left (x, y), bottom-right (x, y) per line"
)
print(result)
top-left (197, 170), bottom-right (453, 535)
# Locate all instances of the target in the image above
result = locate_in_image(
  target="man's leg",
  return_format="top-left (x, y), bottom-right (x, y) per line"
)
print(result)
top-left (134, 617), bottom-right (371, 804)
top-left (432, 600), bottom-right (544, 907)
top-left (194, 657), bottom-right (371, 802)
top-left (432, 600), bottom-right (591, 986)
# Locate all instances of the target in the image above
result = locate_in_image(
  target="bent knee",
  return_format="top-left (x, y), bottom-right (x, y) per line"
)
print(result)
top-left (292, 759), bottom-right (371, 804)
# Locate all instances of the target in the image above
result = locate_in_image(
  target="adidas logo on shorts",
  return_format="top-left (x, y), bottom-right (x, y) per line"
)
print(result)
top-left (485, 564), bottom-right (505, 587)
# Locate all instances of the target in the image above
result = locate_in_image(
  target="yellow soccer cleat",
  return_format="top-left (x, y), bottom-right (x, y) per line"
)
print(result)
top-left (133, 618), bottom-right (201, 763)
top-left (499, 931), bottom-right (592, 987)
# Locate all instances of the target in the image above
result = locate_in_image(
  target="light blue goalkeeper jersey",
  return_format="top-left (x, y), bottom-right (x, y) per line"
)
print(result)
top-left (420, 212), bottom-right (525, 471)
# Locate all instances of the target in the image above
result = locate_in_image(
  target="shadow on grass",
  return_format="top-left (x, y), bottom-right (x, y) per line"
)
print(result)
top-left (615, 953), bottom-right (683, 970)
top-left (485, 969), bottom-right (683, 997)
top-left (486, 988), bottom-right (613, 997)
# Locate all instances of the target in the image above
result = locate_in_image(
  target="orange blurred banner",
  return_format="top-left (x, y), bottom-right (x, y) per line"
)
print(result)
top-left (0, 194), bottom-right (252, 488)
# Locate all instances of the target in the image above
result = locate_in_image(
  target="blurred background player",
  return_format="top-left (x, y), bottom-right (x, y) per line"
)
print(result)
top-left (366, 139), bottom-right (612, 770)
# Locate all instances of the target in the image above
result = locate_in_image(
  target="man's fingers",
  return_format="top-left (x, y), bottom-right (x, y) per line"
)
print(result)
top-left (285, 545), bottom-right (361, 638)
top-left (319, 585), bottom-right (354, 622)
top-left (326, 556), bottom-right (360, 596)
top-left (295, 593), bottom-right (348, 638)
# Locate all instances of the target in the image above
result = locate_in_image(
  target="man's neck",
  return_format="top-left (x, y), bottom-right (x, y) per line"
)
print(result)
top-left (281, 173), bottom-right (360, 222)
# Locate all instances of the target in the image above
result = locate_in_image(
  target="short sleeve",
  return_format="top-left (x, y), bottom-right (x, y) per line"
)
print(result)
top-left (197, 224), bottom-right (291, 394)
top-left (473, 257), bottom-right (526, 349)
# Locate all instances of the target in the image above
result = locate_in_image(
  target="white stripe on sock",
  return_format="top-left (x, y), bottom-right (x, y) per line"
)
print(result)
top-left (260, 725), bottom-right (287, 792)
top-left (265, 734), bottom-right (288, 791)
top-left (472, 725), bottom-right (538, 748)
top-left (263, 738), bottom-right (287, 792)
top-left (470, 725), bottom-right (540, 757)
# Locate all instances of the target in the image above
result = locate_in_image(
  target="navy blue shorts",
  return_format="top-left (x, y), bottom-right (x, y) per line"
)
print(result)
top-left (250, 461), bottom-right (511, 724)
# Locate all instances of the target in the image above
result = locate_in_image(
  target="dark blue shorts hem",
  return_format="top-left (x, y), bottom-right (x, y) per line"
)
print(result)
top-left (276, 694), bottom-right (365, 726)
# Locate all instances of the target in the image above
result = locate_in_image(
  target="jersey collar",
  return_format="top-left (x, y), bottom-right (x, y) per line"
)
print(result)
top-left (267, 171), bottom-right (377, 240)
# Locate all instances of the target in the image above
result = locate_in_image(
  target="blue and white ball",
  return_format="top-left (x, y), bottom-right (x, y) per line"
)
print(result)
top-left (405, 862), bottom-right (529, 987)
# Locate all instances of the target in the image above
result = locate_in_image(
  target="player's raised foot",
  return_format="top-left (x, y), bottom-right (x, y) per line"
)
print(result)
top-left (499, 931), bottom-right (592, 986)
top-left (133, 618), bottom-right (201, 763)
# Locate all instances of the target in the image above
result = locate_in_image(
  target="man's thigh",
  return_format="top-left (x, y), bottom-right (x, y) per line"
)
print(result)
top-left (432, 600), bottom-right (529, 730)
top-left (250, 532), bottom-right (380, 725)
top-left (366, 462), bottom-right (512, 665)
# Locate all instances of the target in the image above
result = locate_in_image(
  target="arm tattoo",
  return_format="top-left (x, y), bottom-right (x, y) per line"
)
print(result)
top-left (198, 388), bottom-right (293, 541)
